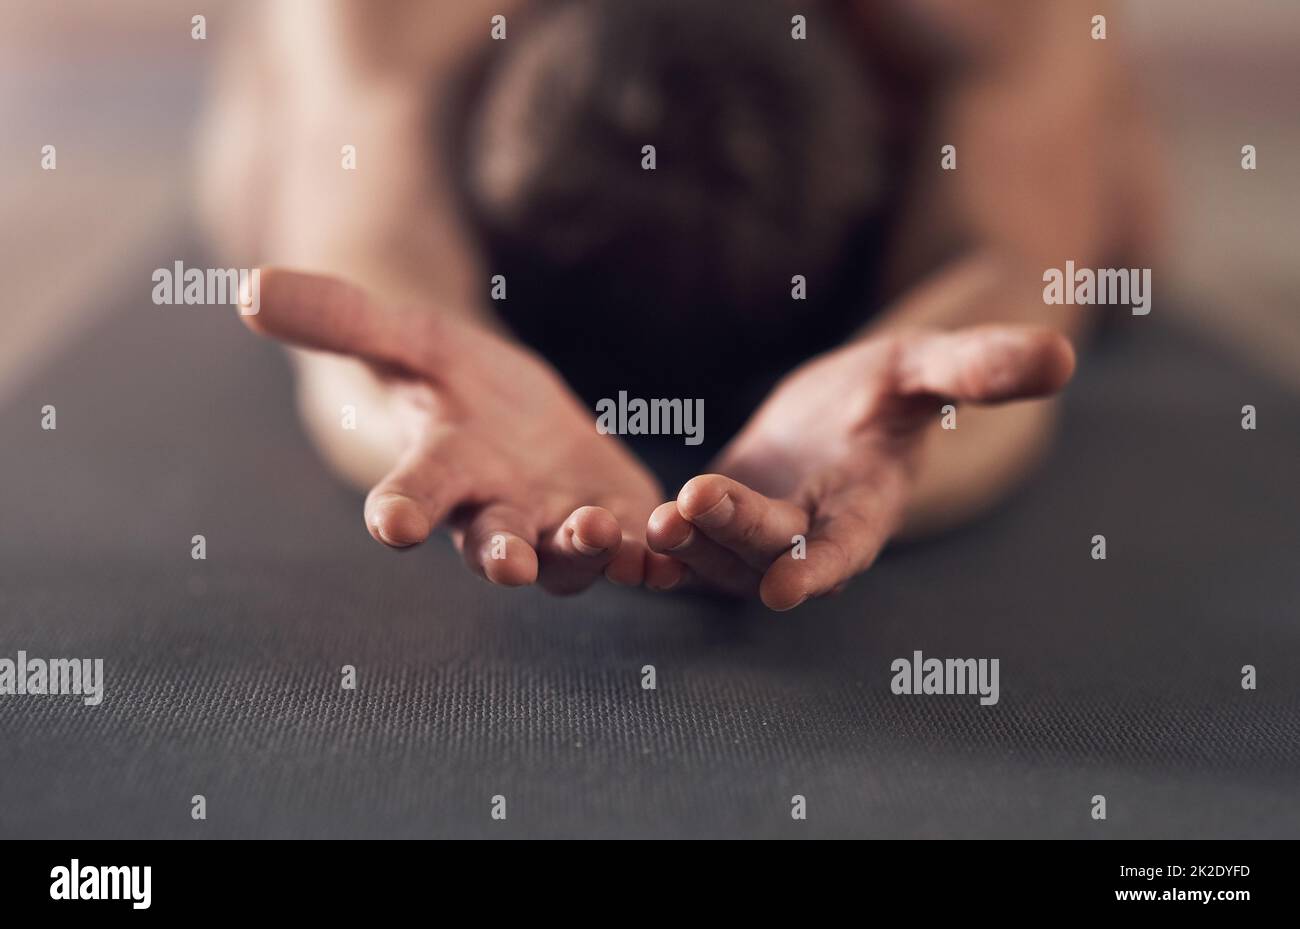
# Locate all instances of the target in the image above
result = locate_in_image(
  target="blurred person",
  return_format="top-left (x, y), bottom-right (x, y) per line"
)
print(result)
top-left (200, 0), bottom-right (1161, 609)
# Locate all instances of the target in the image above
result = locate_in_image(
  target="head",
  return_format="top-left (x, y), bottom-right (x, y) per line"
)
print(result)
top-left (451, 0), bottom-right (891, 408)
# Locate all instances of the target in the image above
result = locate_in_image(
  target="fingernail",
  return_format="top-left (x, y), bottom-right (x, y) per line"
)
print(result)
top-left (369, 493), bottom-right (427, 546)
top-left (690, 493), bottom-right (734, 529)
top-left (668, 527), bottom-right (696, 552)
top-left (571, 532), bottom-right (606, 557)
top-left (377, 532), bottom-right (420, 549)
top-left (238, 269), bottom-right (260, 316)
top-left (604, 562), bottom-right (637, 587)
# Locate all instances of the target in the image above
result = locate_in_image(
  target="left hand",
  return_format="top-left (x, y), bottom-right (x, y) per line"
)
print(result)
top-left (643, 325), bottom-right (1076, 610)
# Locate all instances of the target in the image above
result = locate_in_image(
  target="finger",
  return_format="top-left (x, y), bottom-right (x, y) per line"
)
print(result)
top-left (643, 552), bottom-right (690, 593)
top-left (363, 440), bottom-right (465, 548)
top-left (240, 268), bottom-right (470, 380)
top-left (604, 517), bottom-right (653, 588)
top-left (760, 477), bottom-right (904, 611)
top-left (460, 503), bottom-right (539, 587)
top-left (676, 474), bottom-right (809, 571)
top-left (893, 325), bottom-right (1076, 405)
top-left (646, 501), bottom-right (757, 596)
top-left (536, 506), bottom-right (622, 595)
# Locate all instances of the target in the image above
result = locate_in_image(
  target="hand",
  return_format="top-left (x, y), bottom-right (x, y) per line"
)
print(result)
top-left (644, 326), bottom-right (1076, 609)
top-left (242, 269), bottom-right (667, 593)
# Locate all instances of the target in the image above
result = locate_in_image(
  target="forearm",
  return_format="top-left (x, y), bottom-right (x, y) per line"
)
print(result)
top-left (866, 253), bottom-right (1086, 537)
top-left (900, 392), bottom-right (1060, 537)
top-left (291, 352), bottom-right (402, 492)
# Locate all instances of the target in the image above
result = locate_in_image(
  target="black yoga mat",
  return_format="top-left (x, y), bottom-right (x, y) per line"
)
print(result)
top-left (1, 242), bottom-right (1297, 838)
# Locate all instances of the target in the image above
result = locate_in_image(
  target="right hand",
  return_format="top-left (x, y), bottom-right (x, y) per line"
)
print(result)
top-left (241, 269), bottom-right (668, 594)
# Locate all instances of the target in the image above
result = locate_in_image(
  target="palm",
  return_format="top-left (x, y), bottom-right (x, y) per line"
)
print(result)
top-left (645, 327), bottom-right (1076, 609)
top-left (245, 269), bottom-right (664, 593)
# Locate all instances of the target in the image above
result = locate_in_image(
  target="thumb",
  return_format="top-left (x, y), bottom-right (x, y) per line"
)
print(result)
top-left (892, 325), bottom-right (1076, 404)
top-left (239, 267), bottom-right (471, 381)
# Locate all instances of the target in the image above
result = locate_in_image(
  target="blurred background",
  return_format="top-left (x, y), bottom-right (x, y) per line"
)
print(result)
top-left (0, 0), bottom-right (1296, 399)
top-left (1, 0), bottom-right (1296, 841)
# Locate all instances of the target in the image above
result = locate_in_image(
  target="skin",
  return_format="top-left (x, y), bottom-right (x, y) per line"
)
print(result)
top-left (644, 321), bottom-right (1074, 610)
top-left (210, 0), bottom-right (1160, 610)
top-left (241, 261), bottom-right (1073, 609)
top-left (242, 269), bottom-right (669, 593)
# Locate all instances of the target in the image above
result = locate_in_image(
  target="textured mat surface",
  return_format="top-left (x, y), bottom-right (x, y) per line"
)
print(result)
top-left (1, 251), bottom-right (1298, 838)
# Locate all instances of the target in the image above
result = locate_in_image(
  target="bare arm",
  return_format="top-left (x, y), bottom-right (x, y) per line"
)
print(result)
top-left (864, 0), bottom-right (1163, 534)
top-left (198, 0), bottom-right (523, 489)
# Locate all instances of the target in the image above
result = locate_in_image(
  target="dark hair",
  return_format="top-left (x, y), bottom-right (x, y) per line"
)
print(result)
top-left (451, 0), bottom-right (895, 437)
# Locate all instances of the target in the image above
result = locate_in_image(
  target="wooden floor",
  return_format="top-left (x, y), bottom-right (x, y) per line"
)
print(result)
top-left (0, 0), bottom-right (220, 399)
top-left (1135, 0), bottom-right (1300, 391)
